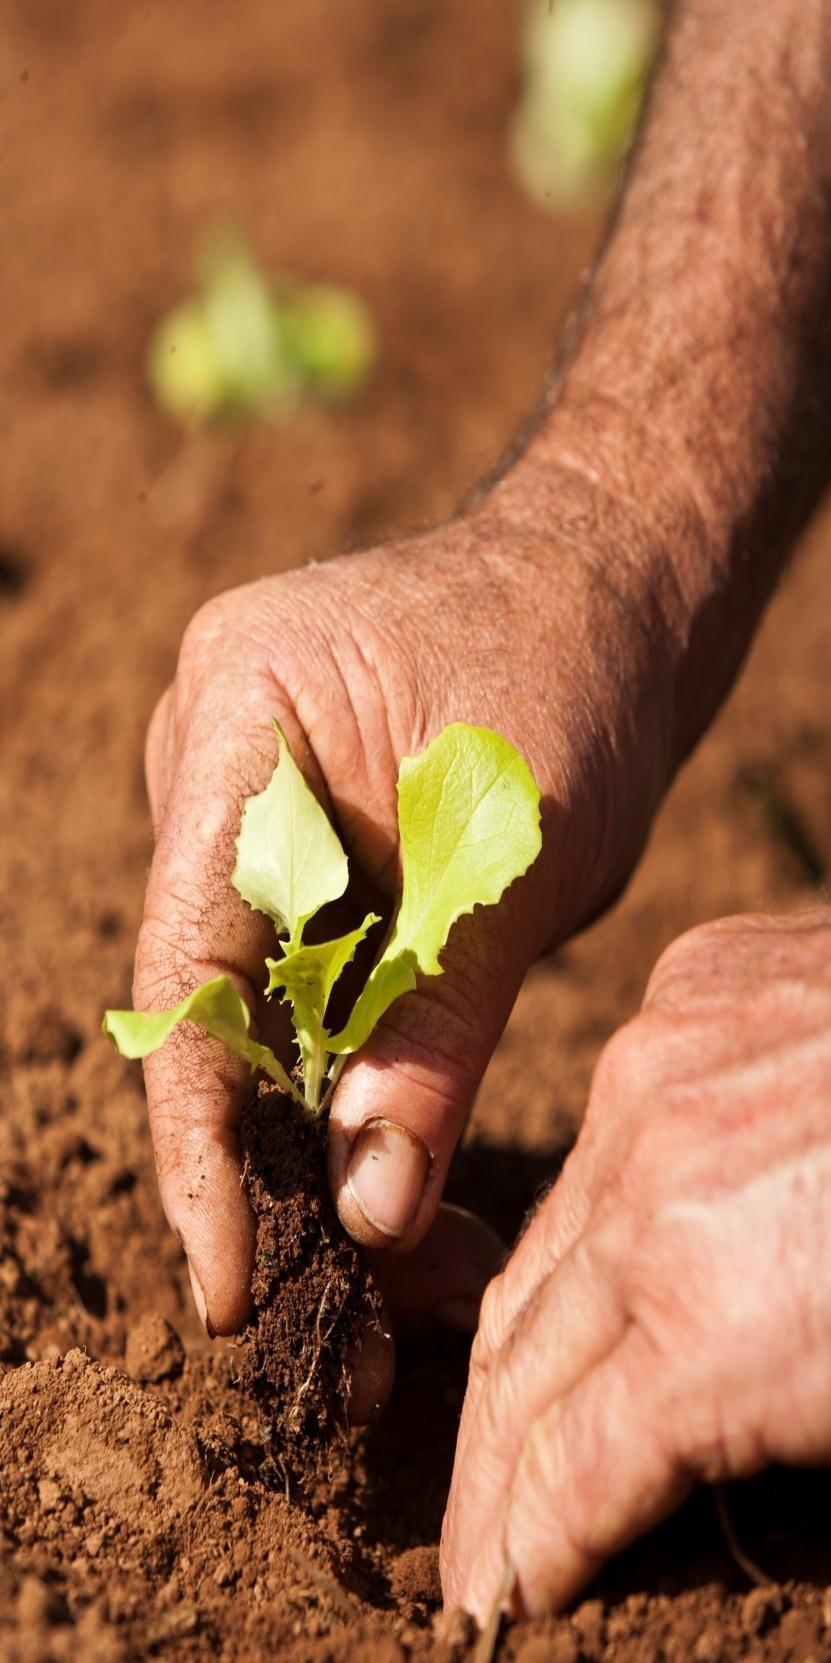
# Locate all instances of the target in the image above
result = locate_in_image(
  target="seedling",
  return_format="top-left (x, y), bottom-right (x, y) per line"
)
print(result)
top-left (103, 723), bottom-right (542, 1113)
top-left (148, 232), bottom-right (376, 426)
top-left (510, 0), bottom-right (658, 210)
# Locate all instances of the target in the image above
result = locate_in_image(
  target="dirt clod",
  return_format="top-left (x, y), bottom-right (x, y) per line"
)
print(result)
top-left (693, 1623), bottom-right (724, 1662)
top-left (124, 1312), bottom-right (185, 1382)
top-left (433, 1607), bottom-right (478, 1657)
top-left (0, 1351), bottom-right (205, 1558)
top-left (545, 1623), bottom-right (581, 1663)
top-left (571, 1597), bottom-right (605, 1657)
top-left (777, 1608), bottom-right (822, 1659)
top-left (741, 1585), bottom-right (785, 1636)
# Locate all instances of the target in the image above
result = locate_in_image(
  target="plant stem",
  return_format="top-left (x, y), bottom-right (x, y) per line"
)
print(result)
top-left (303, 1012), bottom-right (327, 1113)
top-left (318, 1054), bottom-right (345, 1118)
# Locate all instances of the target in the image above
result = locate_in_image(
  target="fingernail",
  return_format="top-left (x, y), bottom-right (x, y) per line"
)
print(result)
top-left (346, 1119), bottom-right (431, 1240)
top-left (434, 1297), bottom-right (481, 1335)
top-left (188, 1261), bottom-right (214, 1337)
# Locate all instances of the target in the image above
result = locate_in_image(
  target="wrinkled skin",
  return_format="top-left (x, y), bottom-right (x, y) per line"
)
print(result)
top-left (134, 491), bottom-right (831, 1624)
top-left (442, 909), bottom-right (831, 1619)
top-left (134, 496), bottom-right (672, 1338)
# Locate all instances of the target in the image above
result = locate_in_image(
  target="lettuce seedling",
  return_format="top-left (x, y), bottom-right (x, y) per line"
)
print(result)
top-left (103, 723), bottom-right (542, 1112)
top-left (510, 0), bottom-right (658, 211)
top-left (147, 232), bottom-right (375, 426)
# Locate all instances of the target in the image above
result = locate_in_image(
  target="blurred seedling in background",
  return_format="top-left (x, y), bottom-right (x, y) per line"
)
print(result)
top-left (148, 231), bottom-right (376, 426)
top-left (510, 0), bottom-right (659, 211)
top-left (104, 723), bottom-right (543, 1113)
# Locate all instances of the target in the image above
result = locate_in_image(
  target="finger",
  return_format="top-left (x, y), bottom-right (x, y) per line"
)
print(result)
top-left (500, 1324), bottom-right (690, 1619)
top-left (445, 1160), bottom-right (595, 1505)
top-left (449, 1059), bottom-right (639, 1483)
top-left (461, 1003), bottom-right (660, 1369)
top-left (368, 1204), bottom-right (505, 1332)
top-left (328, 910), bottom-right (533, 1253)
top-left (134, 711), bottom-right (295, 1336)
top-left (470, 1116), bottom-right (611, 1359)
top-left (348, 1207), bottom-right (504, 1427)
top-left (442, 1223), bottom-right (626, 1611)
top-left (446, 1179), bottom-right (602, 1514)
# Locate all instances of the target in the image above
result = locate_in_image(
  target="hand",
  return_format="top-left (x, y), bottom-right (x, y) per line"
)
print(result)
top-left (442, 908), bottom-right (831, 1619)
top-left (133, 481), bottom-right (672, 1348)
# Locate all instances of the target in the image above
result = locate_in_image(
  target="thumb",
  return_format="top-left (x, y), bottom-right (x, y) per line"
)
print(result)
top-left (328, 913), bottom-right (530, 1251)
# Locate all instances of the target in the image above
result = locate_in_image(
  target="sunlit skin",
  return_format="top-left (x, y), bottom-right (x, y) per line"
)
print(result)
top-left (442, 911), bottom-right (831, 1616)
top-left (134, 0), bottom-right (831, 1623)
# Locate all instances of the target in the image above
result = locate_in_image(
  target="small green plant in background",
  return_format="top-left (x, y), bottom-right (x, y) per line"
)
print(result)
top-left (148, 232), bottom-right (376, 426)
top-left (510, 0), bottom-right (658, 212)
top-left (103, 724), bottom-right (543, 1113)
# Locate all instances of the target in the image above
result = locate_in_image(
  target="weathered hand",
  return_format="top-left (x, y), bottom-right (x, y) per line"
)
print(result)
top-left (133, 484), bottom-right (672, 1346)
top-left (442, 908), bottom-right (831, 1619)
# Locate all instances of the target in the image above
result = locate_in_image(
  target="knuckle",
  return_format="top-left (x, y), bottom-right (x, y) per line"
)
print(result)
top-left (591, 1007), bottom-right (706, 1133)
top-left (644, 916), bottom-right (752, 1009)
top-left (174, 590), bottom-right (280, 724)
top-left (145, 686), bottom-right (175, 825)
top-left (469, 1274), bottom-right (510, 1377)
top-left (467, 1326), bottom-right (492, 1386)
top-left (178, 593), bottom-right (236, 670)
top-left (592, 1016), bottom-right (648, 1101)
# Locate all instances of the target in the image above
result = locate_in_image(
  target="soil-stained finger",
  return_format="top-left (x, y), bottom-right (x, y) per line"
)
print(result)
top-left (133, 707), bottom-right (299, 1334)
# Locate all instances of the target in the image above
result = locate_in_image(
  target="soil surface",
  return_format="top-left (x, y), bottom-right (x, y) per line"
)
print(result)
top-left (2, 2), bottom-right (831, 1661)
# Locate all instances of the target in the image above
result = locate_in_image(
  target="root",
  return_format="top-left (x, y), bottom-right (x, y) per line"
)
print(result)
top-left (473, 1560), bottom-right (516, 1663)
top-left (714, 1486), bottom-right (773, 1587)
top-left (288, 1277), bottom-right (347, 1428)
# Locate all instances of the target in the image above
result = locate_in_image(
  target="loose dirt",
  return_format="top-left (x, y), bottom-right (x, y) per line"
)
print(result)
top-left (2, 2), bottom-right (831, 1660)
top-left (238, 1084), bottom-right (387, 1468)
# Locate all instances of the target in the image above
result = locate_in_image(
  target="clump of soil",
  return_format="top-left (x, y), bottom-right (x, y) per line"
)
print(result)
top-left (238, 1082), bottom-right (387, 1471)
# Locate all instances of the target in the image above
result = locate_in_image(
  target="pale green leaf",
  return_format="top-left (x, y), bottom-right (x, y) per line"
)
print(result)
top-left (265, 912), bottom-right (379, 1106)
top-left (327, 724), bottom-right (542, 1054)
top-left (232, 724), bottom-right (348, 941)
top-left (265, 914), bottom-right (381, 1005)
top-left (102, 974), bottom-right (301, 1102)
top-left (325, 951), bottom-right (419, 1057)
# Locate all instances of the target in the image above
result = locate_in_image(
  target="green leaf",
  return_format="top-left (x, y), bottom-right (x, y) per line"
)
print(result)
top-left (326, 950), bottom-right (419, 1056)
top-left (282, 284), bottom-right (376, 393)
top-left (265, 914), bottom-right (381, 1005)
top-left (102, 974), bottom-right (302, 1103)
top-left (265, 913), bottom-right (380, 1107)
top-left (232, 724), bottom-right (348, 943)
top-left (327, 724), bottom-right (542, 1055)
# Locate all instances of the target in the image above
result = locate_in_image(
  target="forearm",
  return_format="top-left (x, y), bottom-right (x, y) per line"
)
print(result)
top-left (492, 0), bottom-right (831, 771)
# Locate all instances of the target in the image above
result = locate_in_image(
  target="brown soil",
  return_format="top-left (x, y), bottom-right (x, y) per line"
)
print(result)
top-left (238, 1084), bottom-right (386, 1468)
top-left (2, 2), bottom-right (831, 1661)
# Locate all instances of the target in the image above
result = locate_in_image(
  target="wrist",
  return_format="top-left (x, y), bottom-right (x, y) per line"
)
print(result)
top-left (481, 386), bottom-right (773, 784)
top-left (480, 424), bottom-right (698, 754)
top-left (462, 480), bottom-right (678, 935)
